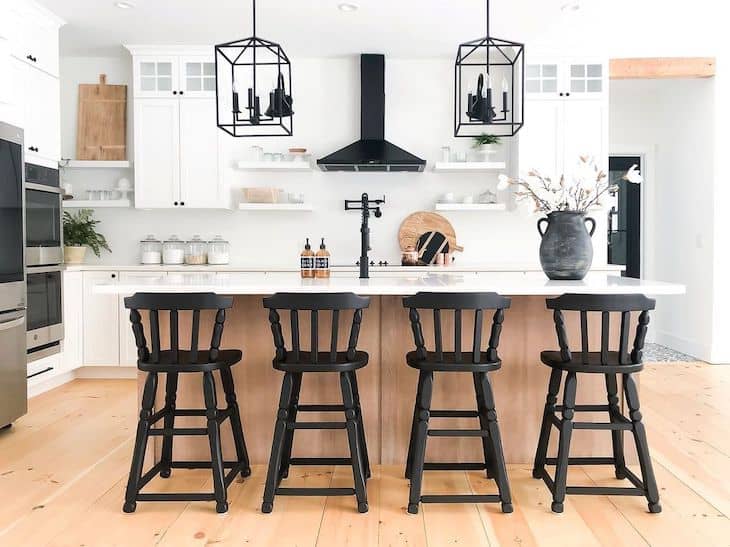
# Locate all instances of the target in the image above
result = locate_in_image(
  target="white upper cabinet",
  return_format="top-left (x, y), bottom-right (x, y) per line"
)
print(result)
top-left (179, 99), bottom-right (223, 207)
top-left (128, 48), bottom-right (216, 99)
top-left (525, 57), bottom-right (606, 100)
top-left (22, 63), bottom-right (61, 164)
top-left (133, 56), bottom-right (179, 98)
top-left (133, 98), bottom-right (181, 208)
top-left (179, 56), bottom-right (217, 98)
top-left (4, 0), bottom-right (63, 77)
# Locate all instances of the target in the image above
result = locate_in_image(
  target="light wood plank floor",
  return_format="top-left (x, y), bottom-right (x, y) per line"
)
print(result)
top-left (1, 362), bottom-right (729, 546)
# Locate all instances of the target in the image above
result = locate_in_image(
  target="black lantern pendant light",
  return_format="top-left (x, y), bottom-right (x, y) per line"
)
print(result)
top-left (215, 0), bottom-right (294, 137)
top-left (454, 0), bottom-right (524, 137)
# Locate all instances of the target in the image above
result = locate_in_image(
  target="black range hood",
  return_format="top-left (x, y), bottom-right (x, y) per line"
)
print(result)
top-left (317, 54), bottom-right (426, 172)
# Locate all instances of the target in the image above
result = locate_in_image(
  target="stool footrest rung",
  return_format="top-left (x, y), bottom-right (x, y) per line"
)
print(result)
top-left (430, 410), bottom-right (480, 418)
top-left (297, 404), bottom-right (345, 412)
top-left (137, 492), bottom-right (216, 502)
top-left (289, 421), bottom-right (347, 430)
top-left (428, 429), bottom-right (488, 437)
top-left (173, 409), bottom-right (208, 417)
top-left (421, 494), bottom-right (501, 504)
top-left (545, 457), bottom-right (616, 466)
top-left (572, 421), bottom-right (633, 430)
top-left (289, 457), bottom-right (352, 466)
top-left (275, 487), bottom-right (355, 496)
top-left (555, 404), bottom-right (610, 412)
top-left (423, 462), bottom-right (487, 471)
top-left (149, 427), bottom-right (208, 436)
top-left (170, 460), bottom-right (242, 469)
top-left (566, 486), bottom-right (644, 496)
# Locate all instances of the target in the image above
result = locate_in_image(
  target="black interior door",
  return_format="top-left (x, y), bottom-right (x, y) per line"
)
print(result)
top-left (607, 156), bottom-right (642, 278)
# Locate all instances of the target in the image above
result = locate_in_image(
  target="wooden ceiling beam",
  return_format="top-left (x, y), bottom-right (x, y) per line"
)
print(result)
top-left (609, 57), bottom-right (716, 79)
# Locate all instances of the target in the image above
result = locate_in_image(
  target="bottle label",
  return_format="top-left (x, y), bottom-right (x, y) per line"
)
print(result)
top-left (315, 256), bottom-right (329, 270)
top-left (300, 256), bottom-right (314, 269)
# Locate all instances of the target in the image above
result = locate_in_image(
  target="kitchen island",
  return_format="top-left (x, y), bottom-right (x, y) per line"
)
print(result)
top-left (95, 271), bottom-right (684, 464)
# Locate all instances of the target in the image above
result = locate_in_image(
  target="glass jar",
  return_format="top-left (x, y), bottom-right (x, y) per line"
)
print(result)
top-left (140, 235), bottom-right (162, 265)
top-left (207, 235), bottom-right (230, 265)
top-left (185, 235), bottom-right (208, 265)
top-left (162, 235), bottom-right (185, 265)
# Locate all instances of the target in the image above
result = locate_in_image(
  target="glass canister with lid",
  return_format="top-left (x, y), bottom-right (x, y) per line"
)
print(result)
top-left (207, 235), bottom-right (230, 265)
top-left (140, 235), bottom-right (162, 265)
top-left (162, 235), bottom-right (186, 265)
top-left (185, 235), bottom-right (208, 265)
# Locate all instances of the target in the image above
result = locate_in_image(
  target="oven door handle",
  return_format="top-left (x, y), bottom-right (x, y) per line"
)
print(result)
top-left (26, 182), bottom-right (63, 194)
top-left (0, 315), bottom-right (25, 331)
top-left (26, 266), bottom-right (63, 274)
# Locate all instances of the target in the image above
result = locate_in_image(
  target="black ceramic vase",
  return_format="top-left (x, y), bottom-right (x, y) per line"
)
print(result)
top-left (537, 211), bottom-right (596, 280)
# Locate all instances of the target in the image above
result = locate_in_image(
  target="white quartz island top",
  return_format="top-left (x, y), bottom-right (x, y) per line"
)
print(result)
top-left (94, 271), bottom-right (685, 297)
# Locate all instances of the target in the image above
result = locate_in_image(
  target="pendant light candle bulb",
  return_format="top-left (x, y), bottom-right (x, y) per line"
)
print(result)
top-left (502, 76), bottom-right (509, 93)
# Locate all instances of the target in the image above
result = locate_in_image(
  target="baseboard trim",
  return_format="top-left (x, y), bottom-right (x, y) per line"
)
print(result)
top-left (75, 366), bottom-right (137, 379)
top-left (653, 330), bottom-right (709, 362)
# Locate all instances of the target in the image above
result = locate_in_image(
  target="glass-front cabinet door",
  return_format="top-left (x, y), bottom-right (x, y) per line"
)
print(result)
top-left (179, 56), bottom-right (216, 98)
top-left (525, 63), bottom-right (559, 97)
top-left (134, 57), bottom-right (179, 98)
top-left (568, 62), bottom-right (604, 97)
top-left (525, 58), bottom-right (606, 99)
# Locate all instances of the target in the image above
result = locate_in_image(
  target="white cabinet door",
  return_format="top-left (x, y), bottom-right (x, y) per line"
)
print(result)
top-left (23, 64), bottom-right (60, 164)
top-left (565, 60), bottom-right (607, 100)
top-left (518, 99), bottom-right (564, 177)
top-left (61, 271), bottom-right (83, 371)
top-left (118, 272), bottom-right (167, 366)
top-left (179, 99), bottom-right (225, 208)
top-left (525, 61), bottom-right (561, 99)
top-left (134, 99), bottom-right (180, 208)
top-left (179, 56), bottom-right (216, 98)
top-left (562, 100), bottom-right (608, 173)
top-left (6, 2), bottom-right (60, 78)
top-left (133, 56), bottom-right (179, 99)
top-left (82, 271), bottom-right (120, 366)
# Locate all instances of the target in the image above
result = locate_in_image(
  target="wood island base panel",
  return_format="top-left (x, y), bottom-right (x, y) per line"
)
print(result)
top-left (141, 294), bottom-right (642, 465)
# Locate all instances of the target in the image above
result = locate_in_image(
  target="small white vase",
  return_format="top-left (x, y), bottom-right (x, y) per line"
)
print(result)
top-left (477, 144), bottom-right (496, 161)
top-left (64, 246), bottom-right (87, 264)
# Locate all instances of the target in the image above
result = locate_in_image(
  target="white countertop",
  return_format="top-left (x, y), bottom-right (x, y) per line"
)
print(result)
top-left (93, 271), bottom-right (684, 297)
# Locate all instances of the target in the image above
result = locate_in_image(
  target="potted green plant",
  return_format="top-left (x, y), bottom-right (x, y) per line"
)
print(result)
top-left (63, 209), bottom-right (111, 264)
top-left (472, 133), bottom-right (501, 160)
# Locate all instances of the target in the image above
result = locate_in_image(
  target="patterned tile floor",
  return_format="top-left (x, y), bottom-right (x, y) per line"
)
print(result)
top-left (644, 342), bottom-right (699, 362)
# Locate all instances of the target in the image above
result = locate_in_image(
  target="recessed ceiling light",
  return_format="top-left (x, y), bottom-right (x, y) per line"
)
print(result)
top-left (114, 1), bottom-right (135, 8)
top-left (338, 3), bottom-right (359, 12)
top-left (561, 1), bottom-right (580, 12)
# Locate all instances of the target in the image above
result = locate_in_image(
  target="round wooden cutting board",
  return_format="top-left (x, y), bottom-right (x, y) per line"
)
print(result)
top-left (398, 211), bottom-right (464, 253)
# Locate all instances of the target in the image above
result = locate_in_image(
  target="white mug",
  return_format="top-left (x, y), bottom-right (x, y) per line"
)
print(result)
top-left (62, 183), bottom-right (73, 196)
top-left (117, 177), bottom-right (131, 191)
top-left (442, 192), bottom-right (455, 203)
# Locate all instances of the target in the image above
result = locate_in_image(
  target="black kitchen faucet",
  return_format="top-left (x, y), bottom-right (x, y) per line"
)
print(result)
top-left (345, 193), bottom-right (385, 279)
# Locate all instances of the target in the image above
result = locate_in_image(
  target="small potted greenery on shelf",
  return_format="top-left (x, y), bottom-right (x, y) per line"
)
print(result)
top-left (472, 133), bottom-right (501, 160)
top-left (63, 209), bottom-right (111, 264)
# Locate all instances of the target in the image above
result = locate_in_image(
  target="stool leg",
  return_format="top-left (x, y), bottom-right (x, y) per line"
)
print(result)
top-left (341, 371), bottom-right (368, 513)
top-left (262, 372), bottom-right (295, 514)
top-left (478, 371), bottom-right (513, 513)
top-left (624, 373), bottom-right (661, 513)
top-left (405, 371), bottom-right (425, 479)
top-left (350, 371), bottom-right (371, 480)
top-left (203, 371), bottom-right (228, 514)
top-left (533, 368), bottom-right (562, 479)
top-left (473, 371), bottom-right (495, 479)
top-left (220, 366), bottom-right (251, 478)
top-left (551, 371), bottom-right (577, 513)
top-left (159, 372), bottom-right (178, 479)
top-left (278, 372), bottom-right (302, 481)
top-left (123, 371), bottom-right (157, 513)
top-left (605, 373), bottom-right (626, 479)
top-left (407, 371), bottom-right (433, 515)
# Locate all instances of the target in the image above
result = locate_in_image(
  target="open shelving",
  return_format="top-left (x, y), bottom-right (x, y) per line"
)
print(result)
top-left (238, 202), bottom-right (313, 211)
top-left (61, 160), bottom-right (132, 169)
top-left (434, 202), bottom-right (506, 212)
top-left (235, 161), bottom-right (312, 172)
top-left (63, 199), bottom-right (132, 208)
top-left (432, 161), bottom-right (506, 172)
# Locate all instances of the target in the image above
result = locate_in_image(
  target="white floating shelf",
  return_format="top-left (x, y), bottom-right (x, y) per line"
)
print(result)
top-left (235, 161), bottom-right (312, 171)
top-left (62, 160), bottom-right (132, 169)
top-left (63, 199), bottom-right (132, 208)
top-left (435, 202), bottom-right (506, 212)
top-left (238, 203), bottom-right (313, 211)
top-left (433, 161), bottom-right (506, 172)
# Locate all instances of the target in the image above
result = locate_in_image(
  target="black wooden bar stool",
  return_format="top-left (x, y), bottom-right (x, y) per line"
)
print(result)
top-left (403, 292), bottom-right (513, 514)
top-left (122, 293), bottom-right (251, 514)
top-left (262, 292), bottom-right (371, 513)
top-left (532, 293), bottom-right (661, 514)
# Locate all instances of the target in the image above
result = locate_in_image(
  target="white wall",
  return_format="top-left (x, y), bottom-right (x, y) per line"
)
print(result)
top-left (59, 54), bottom-right (609, 268)
top-left (610, 78), bottom-right (716, 361)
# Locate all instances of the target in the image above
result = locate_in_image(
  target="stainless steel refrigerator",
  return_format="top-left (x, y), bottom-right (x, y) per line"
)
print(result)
top-left (0, 122), bottom-right (28, 429)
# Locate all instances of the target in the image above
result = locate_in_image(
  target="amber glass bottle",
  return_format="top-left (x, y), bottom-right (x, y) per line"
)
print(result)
top-left (314, 238), bottom-right (330, 278)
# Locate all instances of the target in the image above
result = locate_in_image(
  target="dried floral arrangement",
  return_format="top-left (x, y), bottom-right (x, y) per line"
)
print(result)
top-left (497, 156), bottom-right (642, 213)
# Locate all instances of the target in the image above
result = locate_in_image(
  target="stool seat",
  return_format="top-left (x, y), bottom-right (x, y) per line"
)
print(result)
top-left (407, 351), bottom-right (501, 372)
top-left (540, 351), bottom-right (644, 374)
top-left (139, 349), bottom-right (243, 373)
top-left (273, 350), bottom-right (368, 373)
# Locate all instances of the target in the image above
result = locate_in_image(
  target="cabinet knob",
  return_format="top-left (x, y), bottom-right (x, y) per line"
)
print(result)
top-left (566, 92), bottom-right (571, 97)
top-left (111, 273), bottom-right (117, 279)
top-left (180, 201), bottom-right (185, 206)
top-left (173, 90), bottom-right (178, 95)
top-left (173, 201), bottom-right (179, 206)
top-left (559, 92), bottom-right (564, 97)
top-left (179, 90), bottom-right (184, 95)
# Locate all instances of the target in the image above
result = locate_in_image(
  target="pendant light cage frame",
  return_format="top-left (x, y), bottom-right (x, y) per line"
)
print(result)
top-left (453, 1), bottom-right (525, 138)
top-left (215, 0), bottom-right (294, 137)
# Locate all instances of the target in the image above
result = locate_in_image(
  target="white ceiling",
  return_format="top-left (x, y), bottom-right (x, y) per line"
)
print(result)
top-left (37, 0), bottom-right (721, 59)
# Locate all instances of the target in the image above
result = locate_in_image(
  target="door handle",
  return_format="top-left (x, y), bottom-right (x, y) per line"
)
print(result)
top-left (0, 316), bottom-right (25, 331)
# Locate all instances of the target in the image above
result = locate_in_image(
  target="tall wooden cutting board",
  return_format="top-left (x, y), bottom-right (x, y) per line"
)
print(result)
top-left (398, 211), bottom-right (464, 253)
top-left (76, 74), bottom-right (127, 160)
